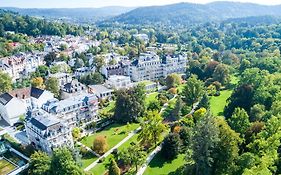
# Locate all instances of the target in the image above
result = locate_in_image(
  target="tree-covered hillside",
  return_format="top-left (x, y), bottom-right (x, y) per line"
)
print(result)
top-left (108, 2), bottom-right (281, 26)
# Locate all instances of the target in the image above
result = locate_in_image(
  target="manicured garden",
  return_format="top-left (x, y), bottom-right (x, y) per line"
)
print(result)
top-left (81, 123), bottom-right (139, 149)
top-left (0, 158), bottom-right (17, 175)
top-left (144, 154), bottom-right (186, 175)
top-left (89, 133), bottom-right (140, 175)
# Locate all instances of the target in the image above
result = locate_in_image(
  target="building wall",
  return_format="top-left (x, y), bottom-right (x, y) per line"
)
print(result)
top-left (0, 98), bottom-right (26, 125)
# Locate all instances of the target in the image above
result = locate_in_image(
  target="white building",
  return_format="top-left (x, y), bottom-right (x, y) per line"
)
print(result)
top-left (25, 110), bottom-right (74, 154)
top-left (0, 87), bottom-right (54, 126)
top-left (105, 75), bottom-right (133, 90)
top-left (129, 52), bottom-right (187, 82)
top-left (42, 93), bottom-right (99, 127)
top-left (0, 93), bottom-right (26, 125)
top-left (129, 52), bottom-right (163, 82)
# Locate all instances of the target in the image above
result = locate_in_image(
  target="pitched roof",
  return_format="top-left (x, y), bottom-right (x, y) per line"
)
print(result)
top-left (0, 93), bottom-right (13, 106)
top-left (30, 87), bottom-right (44, 99)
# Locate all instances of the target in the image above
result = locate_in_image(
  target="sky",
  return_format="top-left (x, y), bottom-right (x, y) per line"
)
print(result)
top-left (0, 0), bottom-right (280, 8)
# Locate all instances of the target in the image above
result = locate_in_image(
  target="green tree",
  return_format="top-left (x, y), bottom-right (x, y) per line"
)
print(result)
top-left (123, 143), bottom-right (146, 172)
top-left (29, 151), bottom-right (51, 175)
top-left (138, 110), bottom-right (166, 147)
top-left (197, 93), bottom-right (210, 110)
top-left (50, 148), bottom-right (84, 175)
top-left (114, 84), bottom-right (146, 123)
top-left (147, 100), bottom-right (161, 112)
top-left (212, 64), bottom-right (230, 85)
top-left (213, 118), bottom-right (241, 174)
top-left (188, 113), bottom-right (220, 175)
top-left (44, 52), bottom-right (57, 66)
top-left (0, 71), bottom-right (12, 93)
top-left (45, 77), bottom-right (59, 97)
top-left (80, 72), bottom-right (104, 85)
top-left (166, 73), bottom-right (181, 89)
top-left (182, 75), bottom-right (204, 106)
top-left (107, 158), bottom-right (120, 175)
top-left (161, 133), bottom-right (181, 160)
top-left (228, 107), bottom-right (251, 135)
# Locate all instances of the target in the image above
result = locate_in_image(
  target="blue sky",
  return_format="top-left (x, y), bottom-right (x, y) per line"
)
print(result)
top-left (0, 0), bottom-right (280, 8)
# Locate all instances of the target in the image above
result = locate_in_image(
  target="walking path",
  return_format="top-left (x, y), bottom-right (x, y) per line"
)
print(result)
top-left (84, 94), bottom-right (177, 172)
top-left (136, 100), bottom-right (199, 175)
top-left (84, 127), bottom-right (141, 171)
top-left (76, 142), bottom-right (101, 158)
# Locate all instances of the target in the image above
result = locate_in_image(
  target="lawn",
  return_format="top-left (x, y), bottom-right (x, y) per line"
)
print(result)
top-left (0, 158), bottom-right (17, 175)
top-left (145, 92), bottom-right (159, 105)
top-left (89, 133), bottom-right (140, 175)
top-left (100, 101), bottom-right (115, 113)
top-left (81, 123), bottom-right (139, 150)
top-left (210, 90), bottom-right (232, 116)
top-left (81, 156), bottom-right (98, 169)
top-left (144, 154), bottom-right (186, 175)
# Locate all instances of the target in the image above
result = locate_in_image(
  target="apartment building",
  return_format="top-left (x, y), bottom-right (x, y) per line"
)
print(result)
top-left (25, 110), bottom-right (73, 154)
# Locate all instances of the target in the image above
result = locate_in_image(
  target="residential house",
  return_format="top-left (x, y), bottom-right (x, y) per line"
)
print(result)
top-left (61, 79), bottom-right (87, 99)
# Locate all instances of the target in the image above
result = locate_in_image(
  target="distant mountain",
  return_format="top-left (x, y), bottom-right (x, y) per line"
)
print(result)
top-left (107, 2), bottom-right (281, 26)
top-left (1, 6), bottom-right (136, 23)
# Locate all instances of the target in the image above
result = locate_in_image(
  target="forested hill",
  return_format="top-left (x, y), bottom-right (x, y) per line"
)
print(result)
top-left (1, 6), bottom-right (135, 23)
top-left (107, 2), bottom-right (281, 26)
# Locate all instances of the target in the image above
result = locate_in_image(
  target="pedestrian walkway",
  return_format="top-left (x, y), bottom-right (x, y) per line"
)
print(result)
top-left (84, 127), bottom-right (141, 171)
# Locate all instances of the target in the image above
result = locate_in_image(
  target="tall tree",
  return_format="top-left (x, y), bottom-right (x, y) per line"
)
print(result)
top-left (138, 110), bottom-right (166, 147)
top-left (161, 133), bottom-right (181, 160)
top-left (188, 113), bottom-right (220, 175)
top-left (166, 73), bottom-right (181, 89)
top-left (182, 75), bottom-right (204, 106)
top-left (50, 148), bottom-right (84, 175)
top-left (29, 151), bottom-right (51, 175)
top-left (107, 158), bottom-right (121, 175)
top-left (0, 71), bottom-right (12, 93)
top-left (228, 107), bottom-right (251, 135)
top-left (212, 63), bottom-right (230, 85)
top-left (114, 84), bottom-right (146, 123)
top-left (45, 77), bottom-right (59, 97)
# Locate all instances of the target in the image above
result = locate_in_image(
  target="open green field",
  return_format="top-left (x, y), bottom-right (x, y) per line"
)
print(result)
top-left (210, 90), bottom-right (232, 116)
top-left (81, 123), bottom-right (139, 150)
top-left (0, 158), bottom-right (16, 175)
top-left (144, 154), bottom-right (186, 175)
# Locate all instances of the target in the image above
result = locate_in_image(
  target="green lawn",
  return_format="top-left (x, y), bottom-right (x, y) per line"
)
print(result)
top-left (0, 158), bottom-right (16, 175)
top-left (144, 154), bottom-right (186, 175)
top-left (146, 92), bottom-right (159, 105)
top-left (81, 123), bottom-right (139, 150)
top-left (81, 156), bottom-right (98, 169)
top-left (100, 101), bottom-right (115, 114)
top-left (89, 133), bottom-right (140, 175)
top-left (210, 90), bottom-right (233, 116)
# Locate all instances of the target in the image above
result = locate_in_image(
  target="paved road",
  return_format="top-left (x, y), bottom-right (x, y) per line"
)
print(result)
top-left (84, 127), bottom-right (141, 171)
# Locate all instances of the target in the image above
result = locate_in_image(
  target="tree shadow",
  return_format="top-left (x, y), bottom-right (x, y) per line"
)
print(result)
top-left (149, 153), bottom-right (173, 168)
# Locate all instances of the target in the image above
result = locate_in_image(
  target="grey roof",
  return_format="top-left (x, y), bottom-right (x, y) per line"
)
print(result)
top-left (0, 93), bottom-right (13, 106)
top-left (88, 85), bottom-right (113, 94)
top-left (30, 115), bottom-right (59, 130)
top-left (30, 87), bottom-right (44, 99)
